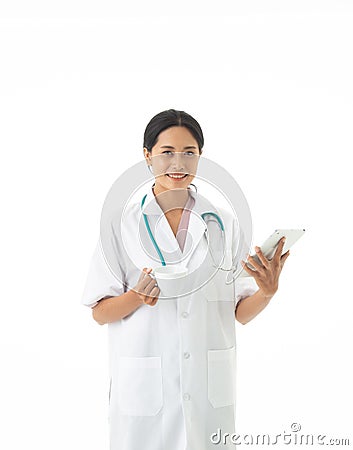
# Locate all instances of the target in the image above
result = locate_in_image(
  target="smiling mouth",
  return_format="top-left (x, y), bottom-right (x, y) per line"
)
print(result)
top-left (166, 173), bottom-right (188, 179)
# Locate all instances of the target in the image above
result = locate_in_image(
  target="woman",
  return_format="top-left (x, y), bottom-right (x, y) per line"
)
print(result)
top-left (81, 109), bottom-right (290, 450)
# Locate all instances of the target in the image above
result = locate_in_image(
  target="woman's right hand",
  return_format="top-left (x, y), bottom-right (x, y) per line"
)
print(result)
top-left (134, 268), bottom-right (160, 306)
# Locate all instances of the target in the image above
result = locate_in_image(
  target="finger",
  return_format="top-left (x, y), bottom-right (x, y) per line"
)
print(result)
top-left (138, 278), bottom-right (151, 294)
top-left (138, 268), bottom-right (150, 283)
top-left (139, 272), bottom-right (155, 291)
top-left (241, 259), bottom-right (257, 274)
top-left (145, 279), bottom-right (159, 297)
top-left (281, 249), bottom-right (290, 259)
top-left (149, 293), bottom-right (159, 306)
top-left (147, 298), bottom-right (158, 306)
top-left (144, 287), bottom-right (159, 303)
top-left (280, 250), bottom-right (290, 267)
top-left (274, 237), bottom-right (286, 260)
top-left (254, 246), bottom-right (270, 268)
top-left (143, 267), bottom-right (153, 278)
top-left (246, 255), bottom-right (263, 271)
top-left (152, 287), bottom-right (160, 300)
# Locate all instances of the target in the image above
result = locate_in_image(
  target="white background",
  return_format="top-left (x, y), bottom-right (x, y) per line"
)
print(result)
top-left (1, 1), bottom-right (352, 448)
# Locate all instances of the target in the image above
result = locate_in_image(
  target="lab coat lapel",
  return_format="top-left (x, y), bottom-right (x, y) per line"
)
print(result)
top-left (141, 185), bottom-right (184, 264)
top-left (154, 203), bottom-right (207, 267)
top-left (141, 185), bottom-right (212, 268)
top-left (181, 203), bottom-right (207, 268)
top-left (155, 213), bottom-right (184, 262)
top-left (155, 188), bottom-right (209, 268)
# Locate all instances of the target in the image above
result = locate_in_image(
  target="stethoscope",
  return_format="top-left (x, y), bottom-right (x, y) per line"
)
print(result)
top-left (140, 191), bottom-right (239, 284)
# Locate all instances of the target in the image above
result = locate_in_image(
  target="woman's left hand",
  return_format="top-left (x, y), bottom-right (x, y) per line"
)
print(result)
top-left (241, 236), bottom-right (290, 297)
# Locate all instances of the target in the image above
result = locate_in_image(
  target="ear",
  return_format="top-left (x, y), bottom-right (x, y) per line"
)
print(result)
top-left (143, 147), bottom-right (151, 160)
top-left (143, 147), bottom-right (149, 162)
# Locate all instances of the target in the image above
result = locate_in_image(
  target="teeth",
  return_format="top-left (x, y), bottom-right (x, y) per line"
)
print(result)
top-left (167, 174), bottom-right (187, 179)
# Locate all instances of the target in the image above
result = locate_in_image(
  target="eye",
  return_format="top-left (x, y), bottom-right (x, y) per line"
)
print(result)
top-left (162, 150), bottom-right (173, 155)
top-left (185, 151), bottom-right (196, 156)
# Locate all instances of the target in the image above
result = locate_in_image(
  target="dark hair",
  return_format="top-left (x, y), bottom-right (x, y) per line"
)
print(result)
top-left (143, 109), bottom-right (204, 154)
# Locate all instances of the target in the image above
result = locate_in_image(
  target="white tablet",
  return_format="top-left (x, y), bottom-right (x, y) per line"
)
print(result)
top-left (238, 228), bottom-right (306, 277)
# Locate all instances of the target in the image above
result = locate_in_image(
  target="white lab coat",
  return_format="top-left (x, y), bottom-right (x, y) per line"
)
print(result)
top-left (81, 184), bottom-right (258, 450)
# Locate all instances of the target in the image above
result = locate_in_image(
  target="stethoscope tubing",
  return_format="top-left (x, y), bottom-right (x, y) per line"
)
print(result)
top-left (141, 192), bottom-right (237, 283)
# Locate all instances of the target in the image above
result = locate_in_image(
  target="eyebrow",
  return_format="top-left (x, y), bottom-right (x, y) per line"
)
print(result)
top-left (160, 145), bottom-right (197, 150)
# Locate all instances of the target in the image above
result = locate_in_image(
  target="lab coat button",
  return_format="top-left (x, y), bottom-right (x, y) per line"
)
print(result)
top-left (183, 393), bottom-right (191, 401)
top-left (181, 311), bottom-right (189, 318)
top-left (184, 352), bottom-right (190, 359)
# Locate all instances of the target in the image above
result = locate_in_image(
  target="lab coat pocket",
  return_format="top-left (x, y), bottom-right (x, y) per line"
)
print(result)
top-left (208, 346), bottom-right (236, 408)
top-left (117, 356), bottom-right (163, 416)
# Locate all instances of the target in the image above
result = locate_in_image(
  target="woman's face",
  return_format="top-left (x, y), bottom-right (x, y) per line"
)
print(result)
top-left (143, 126), bottom-right (201, 193)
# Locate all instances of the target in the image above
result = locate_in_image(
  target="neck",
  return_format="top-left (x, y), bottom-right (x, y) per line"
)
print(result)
top-left (152, 183), bottom-right (190, 214)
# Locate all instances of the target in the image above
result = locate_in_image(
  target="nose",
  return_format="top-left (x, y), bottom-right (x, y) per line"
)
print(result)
top-left (171, 153), bottom-right (184, 170)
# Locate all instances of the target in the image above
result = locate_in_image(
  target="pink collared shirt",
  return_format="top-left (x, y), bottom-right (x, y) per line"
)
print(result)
top-left (176, 193), bottom-right (195, 252)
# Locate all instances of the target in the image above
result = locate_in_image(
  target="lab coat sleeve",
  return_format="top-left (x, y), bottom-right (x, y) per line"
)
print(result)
top-left (231, 214), bottom-right (259, 308)
top-left (233, 277), bottom-right (258, 308)
top-left (81, 237), bottom-right (125, 308)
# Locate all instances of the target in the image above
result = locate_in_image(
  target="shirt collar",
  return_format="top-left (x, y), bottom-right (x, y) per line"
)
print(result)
top-left (140, 183), bottom-right (198, 216)
top-left (140, 182), bottom-right (226, 230)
